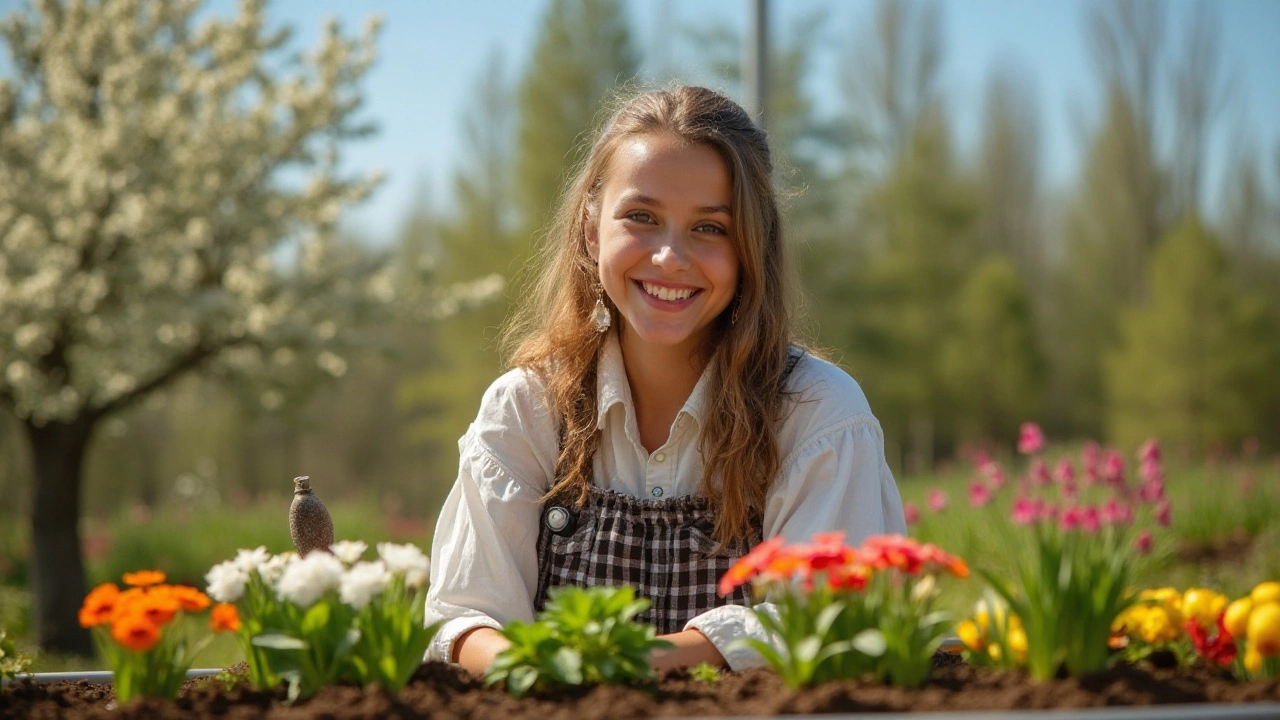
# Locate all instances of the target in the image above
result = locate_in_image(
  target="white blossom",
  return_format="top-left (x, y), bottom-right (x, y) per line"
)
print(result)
top-left (206, 560), bottom-right (250, 603)
top-left (330, 540), bottom-right (368, 565)
top-left (339, 560), bottom-right (391, 610)
top-left (232, 546), bottom-right (271, 574)
top-left (257, 552), bottom-right (293, 586)
top-left (376, 542), bottom-right (430, 581)
top-left (275, 551), bottom-right (344, 608)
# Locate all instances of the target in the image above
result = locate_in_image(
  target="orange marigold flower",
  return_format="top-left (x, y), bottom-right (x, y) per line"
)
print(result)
top-left (123, 570), bottom-right (166, 587)
top-left (210, 603), bottom-right (241, 633)
top-left (126, 591), bottom-right (180, 627)
top-left (168, 585), bottom-right (212, 612)
top-left (111, 613), bottom-right (161, 652)
top-left (718, 536), bottom-right (786, 596)
top-left (79, 583), bottom-right (120, 628)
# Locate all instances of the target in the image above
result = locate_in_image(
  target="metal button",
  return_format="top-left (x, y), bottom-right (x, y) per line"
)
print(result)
top-left (543, 506), bottom-right (571, 532)
top-left (651, 486), bottom-right (664, 498)
top-left (654, 452), bottom-right (666, 463)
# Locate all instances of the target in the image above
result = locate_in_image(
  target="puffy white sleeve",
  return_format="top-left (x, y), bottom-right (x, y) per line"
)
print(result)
top-left (684, 413), bottom-right (906, 670)
top-left (424, 371), bottom-right (557, 663)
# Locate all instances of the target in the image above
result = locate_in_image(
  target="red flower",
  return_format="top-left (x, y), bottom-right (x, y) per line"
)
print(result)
top-left (1186, 612), bottom-right (1237, 668)
top-left (717, 536), bottom-right (785, 596)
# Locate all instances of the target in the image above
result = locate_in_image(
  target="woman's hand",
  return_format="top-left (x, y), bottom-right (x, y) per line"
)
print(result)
top-left (649, 628), bottom-right (727, 673)
top-left (452, 626), bottom-right (512, 676)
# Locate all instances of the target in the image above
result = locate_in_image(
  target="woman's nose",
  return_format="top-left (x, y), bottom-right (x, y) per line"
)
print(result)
top-left (652, 231), bottom-right (691, 271)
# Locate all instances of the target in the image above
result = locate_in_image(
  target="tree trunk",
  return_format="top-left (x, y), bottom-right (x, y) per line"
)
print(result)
top-left (25, 416), bottom-right (96, 656)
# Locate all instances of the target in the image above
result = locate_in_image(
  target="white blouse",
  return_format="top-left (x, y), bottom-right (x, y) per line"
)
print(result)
top-left (424, 332), bottom-right (907, 670)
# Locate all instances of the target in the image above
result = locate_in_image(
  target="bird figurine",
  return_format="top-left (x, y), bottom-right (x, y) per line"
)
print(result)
top-left (289, 475), bottom-right (334, 557)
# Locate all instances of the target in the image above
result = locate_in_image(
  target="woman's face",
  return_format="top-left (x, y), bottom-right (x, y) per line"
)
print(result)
top-left (587, 133), bottom-right (740, 359)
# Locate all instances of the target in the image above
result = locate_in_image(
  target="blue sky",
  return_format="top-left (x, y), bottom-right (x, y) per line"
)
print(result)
top-left (3, 0), bottom-right (1278, 243)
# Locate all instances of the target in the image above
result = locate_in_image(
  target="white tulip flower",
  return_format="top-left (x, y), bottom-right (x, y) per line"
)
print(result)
top-left (340, 561), bottom-right (392, 610)
top-left (276, 551), bottom-right (345, 608)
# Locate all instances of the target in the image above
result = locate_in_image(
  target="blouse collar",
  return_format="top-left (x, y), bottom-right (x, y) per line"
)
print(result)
top-left (595, 330), bottom-right (712, 431)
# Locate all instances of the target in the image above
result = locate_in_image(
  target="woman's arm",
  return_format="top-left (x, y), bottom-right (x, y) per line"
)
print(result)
top-left (452, 627), bottom-right (513, 675)
top-left (650, 629), bottom-right (726, 672)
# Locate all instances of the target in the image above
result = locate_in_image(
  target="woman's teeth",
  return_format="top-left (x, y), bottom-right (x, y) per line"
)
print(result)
top-left (641, 282), bottom-right (695, 301)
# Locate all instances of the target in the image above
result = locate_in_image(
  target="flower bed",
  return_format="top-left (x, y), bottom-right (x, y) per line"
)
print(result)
top-left (6, 656), bottom-right (1280, 719)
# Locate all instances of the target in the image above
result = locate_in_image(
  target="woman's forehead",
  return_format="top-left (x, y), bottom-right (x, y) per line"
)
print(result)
top-left (601, 133), bottom-right (732, 209)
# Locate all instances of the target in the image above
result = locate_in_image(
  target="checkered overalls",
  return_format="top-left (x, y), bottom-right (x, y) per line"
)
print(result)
top-left (532, 348), bottom-right (805, 634)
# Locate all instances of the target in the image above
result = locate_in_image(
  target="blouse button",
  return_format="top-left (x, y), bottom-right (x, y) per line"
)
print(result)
top-left (654, 452), bottom-right (666, 463)
top-left (651, 486), bottom-right (664, 498)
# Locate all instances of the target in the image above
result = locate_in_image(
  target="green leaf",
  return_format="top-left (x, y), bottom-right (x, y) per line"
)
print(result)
top-left (851, 629), bottom-right (886, 657)
top-left (507, 666), bottom-right (539, 697)
top-left (251, 633), bottom-right (309, 651)
top-left (550, 647), bottom-right (583, 685)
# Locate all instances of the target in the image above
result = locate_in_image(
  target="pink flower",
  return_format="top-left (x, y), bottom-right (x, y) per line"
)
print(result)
top-left (1156, 500), bottom-right (1172, 527)
top-left (1140, 457), bottom-right (1163, 485)
top-left (1039, 501), bottom-right (1059, 523)
top-left (972, 447), bottom-right (991, 470)
top-left (1135, 530), bottom-right (1153, 555)
top-left (969, 480), bottom-right (992, 507)
top-left (903, 501), bottom-right (920, 526)
top-left (987, 464), bottom-right (1007, 489)
top-left (1018, 422), bottom-right (1045, 455)
top-left (1137, 477), bottom-right (1165, 504)
top-left (1082, 505), bottom-right (1101, 533)
top-left (927, 489), bottom-right (948, 513)
top-left (1082, 441), bottom-right (1101, 475)
top-left (1138, 439), bottom-right (1161, 464)
top-left (1053, 457), bottom-right (1075, 484)
top-left (1030, 458), bottom-right (1052, 486)
top-left (1059, 505), bottom-right (1082, 532)
top-left (1100, 498), bottom-right (1133, 526)
top-left (1012, 497), bottom-right (1038, 526)
top-left (1102, 449), bottom-right (1126, 488)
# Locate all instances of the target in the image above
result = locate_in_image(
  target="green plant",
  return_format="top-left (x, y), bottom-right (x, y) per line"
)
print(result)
top-left (77, 571), bottom-right (230, 702)
top-left (486, 585), bottom-right (672, 697)
top-left (688, 661), bottom-right (720, 684)
top-left (976, 428), bottom-right (1165, 680)
top-left (206, 541), bottom-right (436, 701)
top-left (722, 533), bottom-right (969, 689)
top-left (0, 627), bottom-right (32, 688)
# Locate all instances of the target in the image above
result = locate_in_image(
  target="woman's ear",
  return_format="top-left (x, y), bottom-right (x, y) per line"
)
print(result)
top-left (583, 213), bottom-right (600, 262)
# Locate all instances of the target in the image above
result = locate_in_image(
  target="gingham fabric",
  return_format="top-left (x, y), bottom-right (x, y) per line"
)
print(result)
top-left (532, 487), bottom-right (759, 634)
top-left (532, 348), bottom-right (804, 635)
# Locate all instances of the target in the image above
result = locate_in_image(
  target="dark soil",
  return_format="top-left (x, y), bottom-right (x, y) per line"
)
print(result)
top-left (5, 655), bottom-right (1280, 719)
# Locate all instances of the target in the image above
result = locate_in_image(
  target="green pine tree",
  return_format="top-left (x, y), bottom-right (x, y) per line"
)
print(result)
top-left (1106, 216), bottom-right (1273, 454)
top-left (940, 256), bottom-right (1046, 446)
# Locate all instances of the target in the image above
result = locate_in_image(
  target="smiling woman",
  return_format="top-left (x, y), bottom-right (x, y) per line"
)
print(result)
top-left (424, 85), bottom-right (906, 679)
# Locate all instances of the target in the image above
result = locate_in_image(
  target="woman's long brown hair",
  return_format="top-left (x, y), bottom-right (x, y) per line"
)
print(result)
top-left (502, 85), bottom-right (804, 549)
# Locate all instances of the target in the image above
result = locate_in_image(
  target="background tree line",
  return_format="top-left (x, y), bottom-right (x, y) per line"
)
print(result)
top-left (1, 0), bottom-right (1278, 651)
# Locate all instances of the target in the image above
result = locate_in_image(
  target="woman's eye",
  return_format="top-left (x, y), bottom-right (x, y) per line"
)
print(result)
top-left (695, 223), bottom-right (727, 235)
top-left (625, 210), bottom-right (655, 223)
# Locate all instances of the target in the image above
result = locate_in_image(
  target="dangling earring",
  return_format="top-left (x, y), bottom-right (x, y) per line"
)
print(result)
top-left (591, 283), bottom-right (611, 333)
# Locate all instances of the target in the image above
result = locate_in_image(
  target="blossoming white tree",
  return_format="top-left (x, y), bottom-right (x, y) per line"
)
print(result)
top-left (0, 0), bottom-right (397, 654)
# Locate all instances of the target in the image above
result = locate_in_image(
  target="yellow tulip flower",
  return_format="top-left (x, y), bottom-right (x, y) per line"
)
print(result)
top-left (1246, 602), bottom-right (1280, 657)
top-left (1224, 597), bottom-right (1253, 639)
